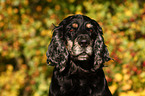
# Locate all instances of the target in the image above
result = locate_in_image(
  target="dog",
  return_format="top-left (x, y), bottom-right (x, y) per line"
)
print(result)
top-left (46, 14), bottom-right (112, 96)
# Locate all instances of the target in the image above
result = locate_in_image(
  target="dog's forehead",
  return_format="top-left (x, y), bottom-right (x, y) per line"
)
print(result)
top-left (72, 18), bottom-right (83, 23)
top-left (71, 15), bottom-right (91, 23)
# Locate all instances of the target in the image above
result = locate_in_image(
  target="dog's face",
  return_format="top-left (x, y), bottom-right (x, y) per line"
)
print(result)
top-left (64, 17), bottom-right (96, 61)
top-left (46, 15), bottom-right (111, 71)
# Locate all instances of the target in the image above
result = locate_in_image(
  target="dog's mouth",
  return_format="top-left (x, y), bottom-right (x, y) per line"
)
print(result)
top-left (77, 53), bottom-right (89, 61)
top-left (72, 52), bottom-right (91, 61)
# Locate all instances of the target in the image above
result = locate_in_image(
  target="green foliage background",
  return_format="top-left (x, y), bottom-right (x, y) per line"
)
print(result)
top-left (0, 0), bottom-right (145, 96)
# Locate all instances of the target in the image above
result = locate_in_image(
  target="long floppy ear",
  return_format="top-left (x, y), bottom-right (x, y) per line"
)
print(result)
top-left (46, 24), bottom-right (69, 72)
top-left (93, 21), bottom-right (111, 70)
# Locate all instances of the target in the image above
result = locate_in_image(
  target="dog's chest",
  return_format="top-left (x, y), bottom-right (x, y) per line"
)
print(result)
top-left (59, 75), bottom-right (103, 95)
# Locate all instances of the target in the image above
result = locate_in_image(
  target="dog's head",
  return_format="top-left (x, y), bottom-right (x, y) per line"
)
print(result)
top-left (46, 15), bottom-right (111, 72)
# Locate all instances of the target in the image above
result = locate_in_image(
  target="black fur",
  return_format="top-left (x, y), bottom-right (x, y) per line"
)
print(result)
top-left (46, 15), bottom-right (112, 96)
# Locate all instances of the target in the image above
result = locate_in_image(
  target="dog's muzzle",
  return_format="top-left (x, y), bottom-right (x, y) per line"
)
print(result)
top-left (70, 34), bottom-right (93, 61)
top-left (77, 34), bottom-right (91, 48)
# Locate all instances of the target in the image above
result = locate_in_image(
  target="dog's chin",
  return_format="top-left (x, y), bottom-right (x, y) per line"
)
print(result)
top-left (77, 54), bottom-right (89, 61)
top-left (72, 53), bottom-right (91, 62)
top-left (72, 54), bottom-right (94, 70)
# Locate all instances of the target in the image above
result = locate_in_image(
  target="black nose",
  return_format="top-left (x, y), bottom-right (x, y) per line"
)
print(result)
top-left (80, 39), bottom-right (89, 47)
top-left (78, 35), bottom-right (90, 47)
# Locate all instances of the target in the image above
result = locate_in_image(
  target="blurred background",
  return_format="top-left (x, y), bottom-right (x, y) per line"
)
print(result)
top-left (0, 0), bottom-right (145, 96)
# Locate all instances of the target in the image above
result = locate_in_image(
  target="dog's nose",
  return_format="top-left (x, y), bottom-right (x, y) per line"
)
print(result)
top-left (77, 34), bottom-right (90, 47)
top-left (80, 39), bottom-right (89, 47)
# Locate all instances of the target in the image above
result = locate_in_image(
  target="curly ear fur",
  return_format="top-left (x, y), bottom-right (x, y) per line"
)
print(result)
top-left (93, 21), bottom-right (111, 70)
top-left (46, 25), bottom-right (69, 72)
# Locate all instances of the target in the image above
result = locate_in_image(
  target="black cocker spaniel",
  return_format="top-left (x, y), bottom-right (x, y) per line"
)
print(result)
top-left (46, 14), bottom-right (112, 96)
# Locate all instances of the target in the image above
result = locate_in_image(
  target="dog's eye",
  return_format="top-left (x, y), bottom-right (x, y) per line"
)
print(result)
top-left (72, 23), bottom-right (78, 28)
top-left (69, 29), bottom-right (74, 32)
top-left (86, 23), bottom-right (93, 28)
top-left (89, 29), bottom-right (93, 32)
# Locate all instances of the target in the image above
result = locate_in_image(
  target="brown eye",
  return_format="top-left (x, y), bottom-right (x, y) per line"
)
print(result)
top-left (72, 23), bottom-right (78, 28)
top-left (86, 23), bottom-right (93, 28)
top-left (70, 29), bottom-right (74, 32)
top-left (90, 29), bottom-right (93, 32)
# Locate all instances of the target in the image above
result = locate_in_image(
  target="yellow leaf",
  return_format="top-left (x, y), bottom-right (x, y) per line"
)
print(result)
top-left (34, 93), bottom-right (39, 96)
top-left (127, 91), bottom-right (140, 96)
top-left (124, 74), bottom-right (130, 81)
top-left (0, 22), bottom-right (4, 27)
top-left (131, 23), bottom-right (136, 29)
top-left (110, 39), bottom-right (115, 44)
top-left (0, 15), bottom-right (2, 21)
top-left (140, 90), bottom-right (145, 96)
top-left (133, 56), bottom-right (138, 62)
top-left (47, 30), bottom-right (52, 38)
top-left (115, 73), bottom-right (123, 82)
top-left (109, 83), bottom-right (117, 94)
top-left (7, 7), bottom-right (12, 15)
top-left (7, 65), bottom-right (13, 71)
top-left (122, 84), bottom-right (131, 91)
top-left (119, 92), bottom-right (127, 96)
top-left (122, 68), bottom-right (128, 74)
top-left (39, 83), bottom-right (48, 91)
top-left (14, 8), bottom-right (18, 13)
top-left (125, 9), bottom-right (132, 17)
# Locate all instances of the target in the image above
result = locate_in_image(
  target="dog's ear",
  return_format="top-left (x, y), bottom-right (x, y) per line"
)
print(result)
top-left (92, 21), bottom-right (111, 70)
top-left (46, 22), bottom-right (69, 72)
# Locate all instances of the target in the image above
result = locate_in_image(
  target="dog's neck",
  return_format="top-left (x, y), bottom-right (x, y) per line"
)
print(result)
top-left (69, 55), bottom-right (94, 71)
top-left (74, 60), bottom-right (94, 70)
top-left (65, 59), bottom-right (100, 76)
